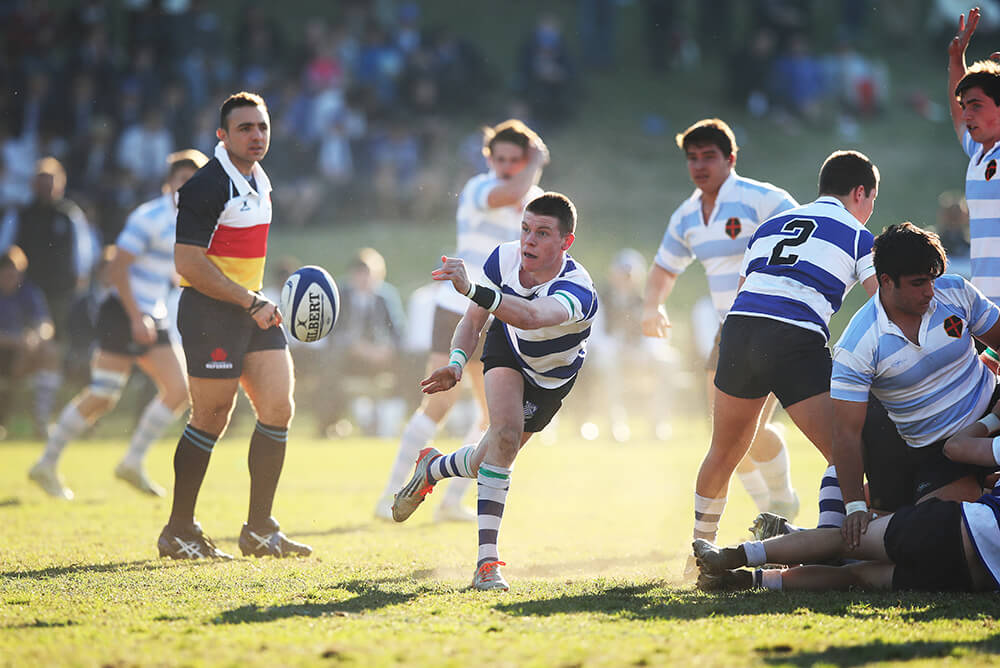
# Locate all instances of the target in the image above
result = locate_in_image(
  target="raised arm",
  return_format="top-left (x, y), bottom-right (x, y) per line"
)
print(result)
top-left (949, 8), bottom-right (981, 143)
top-left (486, 140), bottom-right (549, 208)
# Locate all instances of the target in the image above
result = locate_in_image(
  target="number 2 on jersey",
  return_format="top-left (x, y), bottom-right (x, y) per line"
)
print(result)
top-left (768, 218), bottom-right (817, 266)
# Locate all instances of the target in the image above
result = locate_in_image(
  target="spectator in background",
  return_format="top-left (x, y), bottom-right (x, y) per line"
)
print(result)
top-left (0, 245), bottom-right (59, 438)
top-left (578, 0), bottom-right (617, 71)
top-left (728, 28), bottom-right (777, 118)
top-left (372, 115), bottom-right (422, 218)
top-left (516, 14), bottom-right (577, 127)
top-left (117, 107), bottom-right (174, 199)
top-left (770, 33), bottom-right (827, 124)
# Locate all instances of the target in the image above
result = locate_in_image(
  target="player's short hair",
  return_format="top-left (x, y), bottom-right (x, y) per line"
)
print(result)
top-left (675, 118), bottom-right (738, 158)
top-left (526, 192), bottom-right (577, 236)
top-left (0, 245), bottom-right (28, 273)
top-left (482, 119), bottom-right (539, 157)
top-left (873, 222), bottom-right (947, 286)
top-left (35, 156), bottom-right (66, 192)
top-left (818, 150), bottom-right (879, 197)
top-left (351, 247), bottom-right (387, 282)
top-left (167, 149), bottom-right (208, 179)
top-left (955, 60), bottom-right (1000, 106)
top-left (220, 91), bottom-right (267, 131)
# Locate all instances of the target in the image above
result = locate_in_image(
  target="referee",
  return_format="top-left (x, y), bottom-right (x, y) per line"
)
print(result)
top-left (157, 92), bottom-right (310, 560)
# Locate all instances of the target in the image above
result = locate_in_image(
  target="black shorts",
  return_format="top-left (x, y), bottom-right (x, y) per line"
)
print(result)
top-left (96, 295), bottom-right (171, 356)
top-left (481, 318), bottom-right (576, 433)
top-left (705, 327), bottom-right (722, 372)
top-left (430, 306), bottom-right (486, 359)
top-left (884, 498), bottom-right (973, 591)
top-left (714, 315), bottom-right (831, 408)
top-left (863, 391), bottom-right (998, 509)
top-left (177, 287), bottom-right (287, 379)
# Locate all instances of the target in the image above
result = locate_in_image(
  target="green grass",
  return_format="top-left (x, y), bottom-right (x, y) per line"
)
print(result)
top-left (3, 418), bottom-right (1000, 666)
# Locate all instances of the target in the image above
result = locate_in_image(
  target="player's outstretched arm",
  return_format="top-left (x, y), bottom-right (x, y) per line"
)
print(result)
top-left (949, 7), bottom-right (981, 143)
top-left (832, 398), bottom-right (876, 549)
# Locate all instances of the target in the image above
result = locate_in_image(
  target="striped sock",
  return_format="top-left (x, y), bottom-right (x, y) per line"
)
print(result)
top-left (736, 469), bottom-right (770, 512)
top-left (441, 427), bottom-right (484, 506)
top-left (123, 399), bottom-right (177, 466)
top-left (247, 422), bottom-right (288, 528)
top-left (168, 425), bottom-right (219, 530)
top-left (477, 463), bottom-right (511, 566)
top-left (428, 445), bottom-right (477, 482)
top-left (756, 447), bottom-right (796, 504)
top-left (40, 403), bottom-right (89, 466)
top-left (383, 412), bottom-right (437, 496)
top-left (817, 465), bottom-right (846, 529)
top-left (693, 493), bottom-right (727, 541)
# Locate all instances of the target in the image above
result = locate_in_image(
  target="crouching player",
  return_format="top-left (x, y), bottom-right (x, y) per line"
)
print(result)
top-left (692, 476), bottom-right (1000, 592)
top-left (392, 193), bottom-right (597, 591)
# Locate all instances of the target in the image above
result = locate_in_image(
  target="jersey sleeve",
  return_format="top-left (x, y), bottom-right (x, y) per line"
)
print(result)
top-left (481, 245), bottom-right (502, 289)
top-left (854, 229), bottom-right (875, 282)
top-left (653, 210), bottom-right (694, 275)
top-left (759, 188), bottom-right (798, 221)
top-left (471, 176), bottom-right (501, 211)
top-left (950, 276), bottom-right (1000, 336)
top-left (175, 172), bottom-right (226, 247)
top-left (548, 279), bottom-right (597, 324)
top-left (830, 346), bottom-right (874, 402)
top-left (115, 208), bottom-right (150, 256)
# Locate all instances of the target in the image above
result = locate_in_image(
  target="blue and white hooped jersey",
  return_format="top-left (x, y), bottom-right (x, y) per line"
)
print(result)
top-left (437, 172), bottom-right (543, 314)
top-left (482, 241), bottom-right (598, 389)
top-left (831, 275), bottom-right (999, 447)
top-left (962, 130), bottom-right (1000, 305)
top-left (730, 196), bottom-right (875, 340)
top-left (115, 192), bottom-right (178, 320)
top-left (654, 171), bottom-right (797, 320)
top-left (963, 482), bottom-right (1000, 590)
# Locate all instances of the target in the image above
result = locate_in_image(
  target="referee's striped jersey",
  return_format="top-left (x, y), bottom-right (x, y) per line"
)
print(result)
top-left (115, 192), bottom-right (177, 319)
top-left (654, 171), bottom-right (797, 320)
top-left (831, 275), bottom-right (999, 447)
top-left (730, 196), bottom-right (875, 341)
top-left (175, 142), bottom-right (273, 292)
top-left (482, 241), bottom-right (598, 389)
top-left (437, 172), bottom-right (543, 315)
top-left (961, 129), bottom-right (1000, 304)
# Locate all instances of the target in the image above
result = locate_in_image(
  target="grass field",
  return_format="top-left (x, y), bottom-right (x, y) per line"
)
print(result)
top-left (3, 417), bottom-right (1000, 667)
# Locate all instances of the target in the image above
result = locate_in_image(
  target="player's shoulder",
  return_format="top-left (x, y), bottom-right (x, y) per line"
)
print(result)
top-left (558, 253), bottom-right (596, 288)
top-left (837, 297), bottom-right (881, 351)
top-left (128, 194), bottom-right (171, 222)
top-left (731, 173), bottom-right (790, 198)
top-left (461, 171), bottom-right (498, 193)
top-left (178, 158), bottom-right (227, 197)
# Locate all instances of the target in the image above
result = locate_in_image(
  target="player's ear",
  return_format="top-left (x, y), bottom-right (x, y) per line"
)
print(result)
top-left (216, 127), bottom-right (226, 142)
top-left (561, 233), bottom-right (575, 251)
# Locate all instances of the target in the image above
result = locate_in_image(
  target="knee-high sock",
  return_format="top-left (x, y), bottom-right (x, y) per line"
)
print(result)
top-left (736, 468), bottom-right (770, 512)
top-left (441, 426), bottom-right (484, 505)
top-left (817, 465), bottom-right (846, 529)
top-left (756, 447), bottom-right (796, 504)
top-left (477, 463), bottom-right (511, 566)
top-left (427, 445), bottom-right (477, 482)
top-left (168, 425), bottom-right (218, 530)
top-left (247, 422), bottom-right (287, 528)
top-left (33, 370), bottom-right (62, 428)
top-left (123, 399), bottom-right (177, 466)
top-left (40, 403), bottom-right (88, 466)
top-left (383, 412), bottom-right (437, 495)
top-left (693, 493), bottom-right (727, 541)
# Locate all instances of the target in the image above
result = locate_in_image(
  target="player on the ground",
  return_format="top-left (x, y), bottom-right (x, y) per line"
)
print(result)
top-left (27, 150), bottom-right (207, 500)
top-left (158, 92), bottom-right (310, 560)
top-left (375, 119), bottom-right (548, 523)
top-left (830, 222), bottom-right (1000, 547)
top-left (642, 118), bottom-right (801, 520)
top-left (689, 150), bottom-right (880, 571)
top-left (392, 192), bottom-right (596, 591)
top-left (691, 478), bottom-right (1000, 592)
top-left (948, 7), bottom-right (1000, 305)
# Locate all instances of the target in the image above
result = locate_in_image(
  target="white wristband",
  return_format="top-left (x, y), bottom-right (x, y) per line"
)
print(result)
top-left (978, 413), bottom-right (1000, 435)
top-left (448, 348), bottom-right (469, 370)
top-left (992, 435), bottom-right (1000, 467)
top-left (844, 500), bottom-right (868, 515)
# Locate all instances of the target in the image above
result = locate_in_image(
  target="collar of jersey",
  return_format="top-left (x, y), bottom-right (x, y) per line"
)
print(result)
top-left (814, 195), bottom-right (847, 210)
top-left (214, 141), bottom-right (272, 199)
top-left (693, 170), bottom-right (738, 210)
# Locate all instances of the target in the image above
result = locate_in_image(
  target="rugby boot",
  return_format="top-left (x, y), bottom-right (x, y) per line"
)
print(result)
top-left (391, 447), bottom-right (441, 522)
top-left (239, 516), bottom-right (312, 557)
top-left (158, 521), bottom-right (232, 560)
top-left (471, 561), bottom-right (509, 591)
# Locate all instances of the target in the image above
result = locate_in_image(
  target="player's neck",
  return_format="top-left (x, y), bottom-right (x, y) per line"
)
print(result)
top-left (880, 294), bottom-right (922, 344)
top-left (519, 258), bottom-right (562, 288)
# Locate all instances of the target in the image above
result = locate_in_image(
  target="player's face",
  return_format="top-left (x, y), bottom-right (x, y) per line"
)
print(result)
top-left (488, 141), bottom-right (527, 180)
top-left (217, 105), bottom-right (270, 171)
top-left (166, 166), bottom-right (198, 195)
top-left (685, 143), bottom-right (734, 195)
top-left (520, 211), bottom-right (573, 275)
top-left (881, 273), bottom-right (935, 317)
top-left (960, 87), bottom-right (1000, 147)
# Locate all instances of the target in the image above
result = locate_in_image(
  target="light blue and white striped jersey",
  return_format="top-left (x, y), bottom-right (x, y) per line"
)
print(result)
top-left (961, 130), bottom-right (1000, 304)
top-left (654, 171), bottom-right (797, 319)
top-left (115, 193), bottom-right (177, 320)
top-left (482, 241), bottom-right (598, 389)
top-left (731, 196), bottom-right (875, 340)
top-left (963, 482), bottom-right (1000, 589)
top-left (437, 172), bottom-right (543, 314)
top-left (831, 275), bottom-right (999, 447)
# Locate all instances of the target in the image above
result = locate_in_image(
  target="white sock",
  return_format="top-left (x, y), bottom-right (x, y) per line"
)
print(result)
top-left (992, 436), bottom-right (1000, 466)
top-left (693, 493), bottom-right (727, 541)
top-left (40, 403), bottom-right (88, 466)
top-left (742, 540), bottom-right (767, 567)
top-left (757, 568), bottom-right (783, 590)
top-left (33, 370), bottom-right (62, 427)
top-left (477, 463), bottom-right (511, 566)
top-left (817, 465), bottom-right (846, 529)
top-left (736, 469), bottom-right (770, 512)
top-left (123, 399), bottom-right (177, 466)
top-left (756, 447), bottom-right (795, 504)
top-left (383, 412), bottom-right (437, 496)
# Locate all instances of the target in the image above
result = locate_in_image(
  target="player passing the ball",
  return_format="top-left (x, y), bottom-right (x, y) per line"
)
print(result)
top-left (393, 192), bottom-right (597, 591)
top-left (158, 91), bottom-right (310, 560)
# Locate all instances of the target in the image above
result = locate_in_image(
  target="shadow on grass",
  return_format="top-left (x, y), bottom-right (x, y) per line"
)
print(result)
top-left (0, 497), bottom-right (22, 507)
top-left (216, 523), bottom-right (370, 542)
top-left (211, 574), bottom-right (432, 624)
top-left (4, 559), bottom-right (165, 580)
top-left (757, 635), bottom-right (1000, 666)
top-left (494, 582), bottom-right (1000, 622)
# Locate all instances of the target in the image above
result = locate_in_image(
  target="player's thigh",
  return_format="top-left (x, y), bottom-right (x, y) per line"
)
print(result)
top-left (188, 376), bottom-right (241, 432)
top-left (136, 343), bottom-right (188, 401)
top-left (241, 347), bottom-right (294, 425)
top-left (483, 366), bottom-right (525, 438)
top-left (711, 388), bottom-right (768, 445)
top-left (842, 561), bottom-right (894, 589)
top-left (783, 392), bottom-right (833, 458)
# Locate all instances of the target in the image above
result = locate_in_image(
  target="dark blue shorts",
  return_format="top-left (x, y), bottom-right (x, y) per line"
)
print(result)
top-left (884, 498), bottom-right (972, 591)
top-left (96, 295), bottom-right (170, 356)
top-left (177, 288), bottom-right (287, 379)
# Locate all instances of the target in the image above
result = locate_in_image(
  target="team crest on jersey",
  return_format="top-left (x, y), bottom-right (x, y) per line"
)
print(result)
top-left (523, 400), bottom-right (538, 420)
top-left (205, 347), bottom-right (234, 369)
top-left (724, 217), bottom-right (741, 239)
top-left (943, 316), bottom-right (964, 338)
top-left (988, 160), bottom-right (998, 182)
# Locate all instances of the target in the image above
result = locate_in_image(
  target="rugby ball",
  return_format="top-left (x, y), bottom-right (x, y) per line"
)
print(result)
top-left (280, 266), bottom-right (339, 342)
